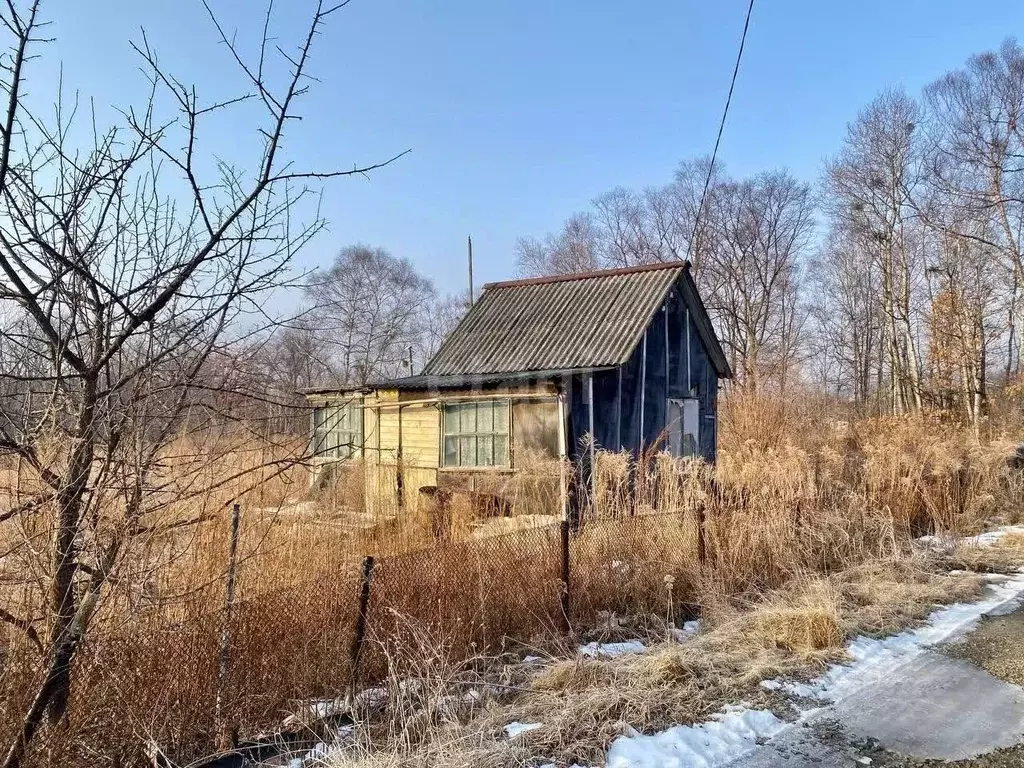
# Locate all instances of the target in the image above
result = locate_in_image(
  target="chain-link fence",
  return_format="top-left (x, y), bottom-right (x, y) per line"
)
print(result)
top-left (0, 498), bottom-right (714, 768)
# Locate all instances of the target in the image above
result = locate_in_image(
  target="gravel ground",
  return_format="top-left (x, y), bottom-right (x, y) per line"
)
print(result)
top-left (782, 720), bottom-right (1024, 768)
top-left (891, 744), bottom-right (1024, 767)
top-left (943, 609), bottom-right (1024, 687)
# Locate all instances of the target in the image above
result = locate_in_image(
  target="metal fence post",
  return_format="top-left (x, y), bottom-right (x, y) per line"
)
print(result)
top-left (215, 502), bottom-right (241, 751)
top-left (559, 521), bottom-right (571, 634)
top-left (349, 555), bottom-right (376, 698)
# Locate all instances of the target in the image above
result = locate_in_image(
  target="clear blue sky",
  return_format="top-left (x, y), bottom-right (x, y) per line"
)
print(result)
top-left (33, 0), bottom-right (1024, 296)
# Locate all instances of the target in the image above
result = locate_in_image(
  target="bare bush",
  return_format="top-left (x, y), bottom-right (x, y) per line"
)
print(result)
top-left (0, 0), bottom-right (404, 764)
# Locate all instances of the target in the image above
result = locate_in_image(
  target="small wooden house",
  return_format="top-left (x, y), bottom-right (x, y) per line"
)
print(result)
top-left (306, 261), bottom-right (731, 514)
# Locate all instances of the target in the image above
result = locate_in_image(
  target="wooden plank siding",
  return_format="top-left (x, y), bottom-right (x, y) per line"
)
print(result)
top-left (310, 382), bottom-right (561, 515)
top-left (355, 390), bottom-right (439, 513)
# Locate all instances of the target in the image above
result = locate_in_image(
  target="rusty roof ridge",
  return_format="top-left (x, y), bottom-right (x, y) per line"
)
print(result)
top-left (482, 260), bottom-right (690, 291)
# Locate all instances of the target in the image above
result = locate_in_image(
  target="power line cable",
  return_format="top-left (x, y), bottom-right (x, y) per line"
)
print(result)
top-left (686, 0), bottom-right (756, 260)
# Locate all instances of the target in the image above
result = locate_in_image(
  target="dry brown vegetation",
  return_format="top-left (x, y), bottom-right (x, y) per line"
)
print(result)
top-left (1, 393), bottom-right (1023, 767)
top-left (319, 394), bottom-right (1024, 768)
top-left (327, 557), bottom-right (1008, 768)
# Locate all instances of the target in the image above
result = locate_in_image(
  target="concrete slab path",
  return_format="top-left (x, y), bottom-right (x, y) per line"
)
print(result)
top-left (731, 593), bottom-right (1024, 767)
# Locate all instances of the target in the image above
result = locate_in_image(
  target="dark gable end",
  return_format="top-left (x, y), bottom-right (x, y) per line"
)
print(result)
top-left (676, 267), bottom-right (731, 379)
top-left (423, 261), bottom-right (731, 380)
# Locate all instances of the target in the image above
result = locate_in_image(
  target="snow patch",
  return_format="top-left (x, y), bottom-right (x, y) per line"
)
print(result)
top-left (504, 721), bottom-right (542, 738)
top-left (606, 706), bottom-right (786, 768)
top-left (580, 640), bottom-right (646, 658)
top-left (967, 526), bottom-right (1024, 546)
top-left (918, 525), bottom-right (1024, 551)
top-left (763, 569), bottom-right (1024, 704)
top-left (671, 619), bottom-right (701, 642)
top-left (288, 740), bottom-right (334, 766)
top-left (286, 725), bottom-right (355, 766)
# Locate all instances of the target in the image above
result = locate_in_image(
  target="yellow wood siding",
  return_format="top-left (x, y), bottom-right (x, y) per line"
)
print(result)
top-left (308, 382), bottom-right (560, 514)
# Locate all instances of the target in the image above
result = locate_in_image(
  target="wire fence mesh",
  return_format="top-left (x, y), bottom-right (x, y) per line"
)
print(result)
top-left (0, 496), bottom-right (710, 767)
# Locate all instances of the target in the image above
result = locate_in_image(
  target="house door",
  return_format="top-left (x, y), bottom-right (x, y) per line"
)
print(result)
top-left (668, 398), bottom-right (700, 457)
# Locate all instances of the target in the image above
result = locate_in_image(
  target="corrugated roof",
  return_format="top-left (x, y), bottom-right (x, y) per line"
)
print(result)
top-left (423, 262), bottom-right (689, 376)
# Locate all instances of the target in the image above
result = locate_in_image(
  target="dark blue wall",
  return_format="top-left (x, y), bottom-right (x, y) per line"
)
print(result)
top-left (567, 277), bottom-right (720, 466)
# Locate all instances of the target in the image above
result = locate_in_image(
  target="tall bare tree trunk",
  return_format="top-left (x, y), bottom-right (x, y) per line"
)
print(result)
top-left (881, 249), bottom-right (903, 414)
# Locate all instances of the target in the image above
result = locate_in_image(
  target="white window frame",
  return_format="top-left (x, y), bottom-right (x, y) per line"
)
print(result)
top-left (442, 399), bottom-right (511, 468)
top-left (311, 401), bottom-right (362, 459)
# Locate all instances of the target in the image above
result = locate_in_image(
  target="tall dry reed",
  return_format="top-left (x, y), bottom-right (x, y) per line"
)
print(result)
top-left (2, 396), bottom-right (1021, 767)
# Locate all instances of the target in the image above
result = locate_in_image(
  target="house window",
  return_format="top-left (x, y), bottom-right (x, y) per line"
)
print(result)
top-left (443, 399), bottom-right (510, 467)
top-left (667, 398), bottom-right (700, 458)
top-left (312, 402), bottom-right (362, 459)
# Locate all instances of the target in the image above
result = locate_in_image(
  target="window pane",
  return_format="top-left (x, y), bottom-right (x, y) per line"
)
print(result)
top-left (459, 436), bottom-right (476, 466)
top-left (494, 435), bottom-right (509, 466)
top-left (493, 400), bottom-right (509, 431)
top-left (313, 408), bottom-right (324, 429)
top-left (460, 403), bottom-right (477, 433)
top-left (682, 398), bottom-right (700, 457)
top-left (444, 437), bottom-right (459, 466)
top-left (477, 401), bottom-right (494, 432)
top-left (444, 404), bottom-right (461, 434)
top-left (440, 399), bottom-right (512, 466)
top-left (478, 435), bottom-right (494, 466)
top-left (667, 399), bottom-right (682, 456)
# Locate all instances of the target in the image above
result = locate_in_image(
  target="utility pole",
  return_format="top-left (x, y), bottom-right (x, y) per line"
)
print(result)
top-left (467, 235), bottom-right (474, 307)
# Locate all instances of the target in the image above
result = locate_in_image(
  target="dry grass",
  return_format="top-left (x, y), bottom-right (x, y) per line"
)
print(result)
top-left (4, 392), bottom-right (1024, 767)
top-left (327, 552), bottom-right (994, 768)
top-left (313, 394), bottom-right (1024, 768)
top-left (750, 579), bottom-right (844, 654)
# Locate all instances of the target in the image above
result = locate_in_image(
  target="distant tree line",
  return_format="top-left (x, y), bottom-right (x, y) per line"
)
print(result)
top-left (513, 38), bottom-right (1024, 428)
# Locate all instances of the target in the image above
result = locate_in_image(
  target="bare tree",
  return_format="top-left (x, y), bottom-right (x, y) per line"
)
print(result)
top-left (808, 224), bottom-right (880, 407)
top-left (824, 90), bottom-right (926, 414)
top-left (0, 1), bottom-right (403, 764)
top-left (512, 158), bottom-right (811, 391)
top-left (261, 319), bottom-right (337, 393)
top-left (513, 212), bottom-right (602, 276)
top-left (670, 156), bottom-right (724, 276)
top-left (702, 171), bottom-right (814, 391)
top-left (924, 39), bottom-right (1024, 383)
top-left (592, 186), bottom-right (684, 266)
top-left (306, 244), bottom-right (436, 385)
top-left (510, 40), bottom-right (1024, 416)
top-left (421, 293), bottom-right (468, 361)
